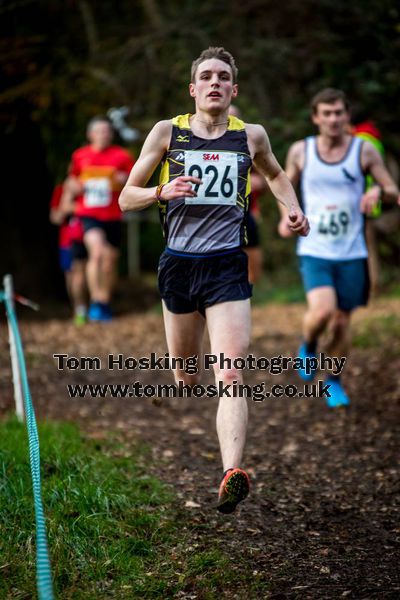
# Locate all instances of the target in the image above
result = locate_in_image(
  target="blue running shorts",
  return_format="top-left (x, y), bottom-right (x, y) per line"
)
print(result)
top-left (299, 255), bottom-right (369, 311)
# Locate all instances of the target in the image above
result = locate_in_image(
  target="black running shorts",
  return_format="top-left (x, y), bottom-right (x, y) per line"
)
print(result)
top-left (80, 217), bottom-right (122, 249)
top-left (158, 249), bottom-right (252, 315)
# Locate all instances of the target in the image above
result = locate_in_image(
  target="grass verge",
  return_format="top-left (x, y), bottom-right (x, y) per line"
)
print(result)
top-left (353, 313), bottom-right (400, 349)
top-left (0, 418), bottom-right (269, 599)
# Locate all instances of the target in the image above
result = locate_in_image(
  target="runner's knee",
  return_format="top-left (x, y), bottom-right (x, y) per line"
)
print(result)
top-left (88, 249), bottom-right (103, 264)
top-left (311, 305), bottom-right (335, 326)
top-left (215, 367), bottom-right (243, 386)
top-left (330, 311), bottom-right (350, 335)
top-left (102, 253), bottom-right (117, 274)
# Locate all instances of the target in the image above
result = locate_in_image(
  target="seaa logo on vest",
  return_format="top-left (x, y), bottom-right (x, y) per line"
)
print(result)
top-left (203, 153), bottom-right (220, 161)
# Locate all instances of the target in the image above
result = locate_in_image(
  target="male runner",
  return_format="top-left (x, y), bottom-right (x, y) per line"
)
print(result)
top-left (49, 182), bottom-right (87, 324)
top-left (279, 88), bottom-right (398, 407)
top-left (64, 116), bottom-right (134, 321)
top-left (120, 47), bottom-right (309, 513)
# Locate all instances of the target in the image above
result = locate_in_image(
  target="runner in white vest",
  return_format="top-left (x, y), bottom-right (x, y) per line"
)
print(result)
top-left (280, 88), bottom-right (398, 407)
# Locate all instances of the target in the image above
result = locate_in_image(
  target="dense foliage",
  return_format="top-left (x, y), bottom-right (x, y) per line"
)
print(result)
top-left (0, 1), bottom-right (399, 294)
top-left (2, 0), bottom-right (400, 169)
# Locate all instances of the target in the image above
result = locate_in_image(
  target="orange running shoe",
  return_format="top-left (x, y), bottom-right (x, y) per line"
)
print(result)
top-left (217, 468), bottom-right (250, 514)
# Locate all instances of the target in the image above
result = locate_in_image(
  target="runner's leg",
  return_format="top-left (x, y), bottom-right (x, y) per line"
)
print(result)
top-left (303, 286), bottom-right (337, 345)
top-left (324, 309), bottom-right (351, 406)
top-left (244, 247), bottom-right (263, 284)
top-left (70, 259), bottom-right (87, 310)
top-left (205, 299), bottom-right (251, 471)
top-left (84, 228), bottom-right (113, 304)
top-left (325, 309), bottom-right (351, 359)
top-left (161, 301), bottom-right (206, 385)
top-left (101, 245), bottom-right (120, 302)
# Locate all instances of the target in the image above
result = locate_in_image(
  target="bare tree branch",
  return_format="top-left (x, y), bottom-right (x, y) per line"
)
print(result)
top-left (88, 67), bottom-right (130, 104)
top-left (78, 0), bottom-right (99, 57)
top-left (139, 0), bottom-right (164, 30)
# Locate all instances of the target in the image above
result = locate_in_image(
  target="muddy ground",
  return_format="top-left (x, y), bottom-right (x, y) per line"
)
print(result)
top-left (0, 298), bottom-right (399, 599)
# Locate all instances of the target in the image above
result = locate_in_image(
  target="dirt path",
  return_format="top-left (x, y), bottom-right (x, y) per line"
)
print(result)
top-left (1, 299), bottom-right (399, 598)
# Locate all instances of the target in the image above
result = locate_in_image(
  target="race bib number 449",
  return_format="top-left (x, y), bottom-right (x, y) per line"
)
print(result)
top-left (184, 150), bottom-right (238, 205)
top-left (316, 207), bottom-right (351, 241)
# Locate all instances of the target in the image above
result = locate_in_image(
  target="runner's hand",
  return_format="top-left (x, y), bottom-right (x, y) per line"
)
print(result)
top-left (66, 176), bottom-right (84, 196)
top-left (278, 216), bottom-right (295, 238)
top-left (159, 176), bottom-right (202, 200)
top-left (360, 186), bottom-right (380, 215)
top-left (288, 210), bottom-right (310, 236)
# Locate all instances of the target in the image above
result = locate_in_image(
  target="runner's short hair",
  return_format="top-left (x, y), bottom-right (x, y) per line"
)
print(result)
top-left (311, 88), bottom-right (349, 114)
top-left (191, 47), bottom-right (238, 83)
top-left (87, 115), bottom-right (113, 133)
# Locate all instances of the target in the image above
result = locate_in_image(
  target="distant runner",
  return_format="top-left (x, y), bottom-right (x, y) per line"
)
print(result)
top-left (280, 88), bottom-right (398, 407)
top-left (49, 182), bottom-right (87, 324)
top-left (63, 116), bottom-right (134, 321)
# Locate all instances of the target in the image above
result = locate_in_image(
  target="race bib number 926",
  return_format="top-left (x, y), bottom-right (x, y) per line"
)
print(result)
top-left (184, 150), bottom-right (238, 205)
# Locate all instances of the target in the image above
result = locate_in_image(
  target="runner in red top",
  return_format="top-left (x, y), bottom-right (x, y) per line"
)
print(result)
top-left (64, 116), bottom-right (134, 321)
top-left (50, 183), bottom-right (88, 324)
top-left (50, 184), bottom-right (73, 252)
top-left (71, 143), bottom-right (134, 221)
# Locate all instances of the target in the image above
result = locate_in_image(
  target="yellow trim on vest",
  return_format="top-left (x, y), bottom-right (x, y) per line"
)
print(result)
top-left (172, 114), bottom-right (245, 132)
top-left (169, 157), bottom-right (185, 168)
top-left (159, 159), bottom-right (170, 185)
top-left (158, 160), bottom-right (170, 211)
top-left (245, 167), bottom-right (252, 198)
top-left (172, 114), bottom-right (191, 129)
top-left (227, 115), bottom-right (245, 131)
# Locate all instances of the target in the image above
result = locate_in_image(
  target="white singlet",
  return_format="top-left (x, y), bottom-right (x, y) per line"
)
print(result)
top-left (297, 136), bottom-right (368, 260)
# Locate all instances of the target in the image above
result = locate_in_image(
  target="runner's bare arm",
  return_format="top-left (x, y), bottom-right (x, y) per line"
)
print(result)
top-left (119, 120), bottom-right (201, 212)
top-left (285, 141), bottom-right (304, 189)
top-left (360, 141), bottom-right (400, 214)
top-left (49, 205), bottom-right (66, 226)
top-left (58, 176), bottom-right (81, 219)
top-left (248, 125), bottom-right (309, 236)
top-left (276, 140), bottom-right (306, 236)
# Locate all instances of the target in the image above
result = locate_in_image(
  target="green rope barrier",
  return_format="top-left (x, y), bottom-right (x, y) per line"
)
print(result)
top-left (1, 291), bottom-right (54, 599)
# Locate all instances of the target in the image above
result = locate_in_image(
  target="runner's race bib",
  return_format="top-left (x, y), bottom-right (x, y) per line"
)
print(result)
top-left (184, 150), bottom-right (238, 205)
top-left (315, 205), bottom-right (351, 241)
top-left (83, 178), bottom-right (112, 208)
